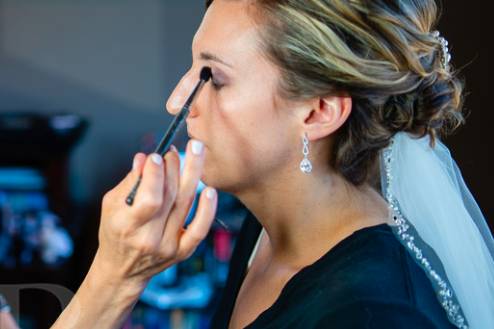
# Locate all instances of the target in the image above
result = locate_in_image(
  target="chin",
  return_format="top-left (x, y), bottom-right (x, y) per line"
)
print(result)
top-left (200, 166), bottom-right (237, 194)
top-left (199, 162), bottom-right (218, 188)
top-left (200, 168), bottom-right (223, 190)
top-left (200, 152), bottom-right (249, 194)
top-left (201, 151), bottom-right (221, 187)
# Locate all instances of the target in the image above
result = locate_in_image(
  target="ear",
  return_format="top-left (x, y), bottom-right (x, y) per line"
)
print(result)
top-left (302, 95), bottom-right (352, 141)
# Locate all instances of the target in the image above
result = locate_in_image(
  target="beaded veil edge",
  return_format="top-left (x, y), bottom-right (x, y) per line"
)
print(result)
top-left (380, 137), bottom-right (469, 329)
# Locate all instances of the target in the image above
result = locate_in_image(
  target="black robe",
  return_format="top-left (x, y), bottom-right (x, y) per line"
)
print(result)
top-left (209, 212), bottom-right (456, 329)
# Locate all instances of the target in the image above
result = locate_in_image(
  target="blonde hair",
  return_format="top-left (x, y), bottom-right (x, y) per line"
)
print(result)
top-left (206, 0), bottom-right (465, 185)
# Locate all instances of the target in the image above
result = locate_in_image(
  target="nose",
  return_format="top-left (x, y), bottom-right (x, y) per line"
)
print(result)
top-left (166, 68), bottom-right (200, 116)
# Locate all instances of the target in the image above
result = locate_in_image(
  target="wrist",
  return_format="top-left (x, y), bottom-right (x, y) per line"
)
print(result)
top-left (51, 257), bottom-right (146, 329)
top-left (87, 251), bottom-right (147, 301)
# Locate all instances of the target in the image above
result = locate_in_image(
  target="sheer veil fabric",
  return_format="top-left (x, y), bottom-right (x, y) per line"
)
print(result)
top-left (380, 132), bottom-right (494, 329)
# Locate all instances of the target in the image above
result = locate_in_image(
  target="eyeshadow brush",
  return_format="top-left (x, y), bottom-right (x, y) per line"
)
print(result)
top-left (125, 66), bottom-right (212, 206)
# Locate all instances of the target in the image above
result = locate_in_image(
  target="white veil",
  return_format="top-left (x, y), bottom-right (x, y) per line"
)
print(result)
top-left (379, 132), bottom-right (494, 329)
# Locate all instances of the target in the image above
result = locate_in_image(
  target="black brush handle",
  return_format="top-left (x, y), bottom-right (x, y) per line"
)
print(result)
top-left (125, 75), bottom-right (208, 206)
top-left (154, 104), bottom-right (190, 156)
top-left (125, 175), bottom-right (142, 206)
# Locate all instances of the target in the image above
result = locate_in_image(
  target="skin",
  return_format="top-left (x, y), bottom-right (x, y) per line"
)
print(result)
top-left (167, 1), bottom-right (390, 328)
top-left (0, 312), bottom-right (20, 329)
top-left (51, 0), bottom-right (389, 328)
top-left (52, 141), bottom-right (218, 328)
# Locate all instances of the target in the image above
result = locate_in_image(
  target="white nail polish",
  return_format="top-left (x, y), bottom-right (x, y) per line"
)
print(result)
top-left (191, 140), bottom-right (204, 155)
top-left (206, 188), bottom-right (216, 199)
top-left (151, 153), bottom-right (163, 165)
top-left (132, 157), bottom-right (138, 171)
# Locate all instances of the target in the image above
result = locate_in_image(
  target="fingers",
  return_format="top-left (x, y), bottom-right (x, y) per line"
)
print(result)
top-left (176, 187), bottom-right (217, 261)
top-left (162, 139), bottom-right (206, 244)
top-left (166, 68), bottom-right (194, 115)
top-left (132, 153), bottom-right (147, 173)
top-left (131, 152), bottom-right (166, 220)
top-left (159, 146), bottom-right (180, 220)
top-left (100, 141), bottom-right (216, 274)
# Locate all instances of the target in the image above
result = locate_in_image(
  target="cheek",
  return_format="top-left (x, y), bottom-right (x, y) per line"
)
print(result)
top-left (200, 76), bottom-right (292, 185)
top-left (198, 101), bottom-right (255, 183)
top-left (207, 102), bottom-right (290, 174)
top-left (207, 107), bottom-right (257, 166)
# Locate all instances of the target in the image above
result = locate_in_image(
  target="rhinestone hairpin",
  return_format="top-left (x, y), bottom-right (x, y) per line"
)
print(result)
top-left (432, 30), bottom-right (451, 71)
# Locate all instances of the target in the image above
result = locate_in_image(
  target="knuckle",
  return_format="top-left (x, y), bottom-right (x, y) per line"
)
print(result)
top-left (178, 247), bottom-right (196, 261)
top-left (164, 183), bottom-right (178, 202)
top-left (160, 242), bottom-right (178, 259)
top-left (102, 190), bottom-right (115, 205)
top-left (136, 241), bottom-right (156, 255)
top-left (190, 232), bottom-right (204, 245)
top-left (118, 226), bottom-right (133, 239)
top-left (140, 194), bottom-right (162, 212)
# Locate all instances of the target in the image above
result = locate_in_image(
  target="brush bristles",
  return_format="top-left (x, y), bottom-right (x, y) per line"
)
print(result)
top-left (200, 66), bottom-right (212, 82)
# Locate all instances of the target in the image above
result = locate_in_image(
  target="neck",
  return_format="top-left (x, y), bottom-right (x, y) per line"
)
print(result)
top-left (235, 165), bottom-right (389, 268)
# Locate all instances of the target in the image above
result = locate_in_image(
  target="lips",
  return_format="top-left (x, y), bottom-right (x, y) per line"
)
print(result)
top-left (186, 120), bottom-right (199, 139)
top-left (186, 129), bottom-right (198, 140)
top-left (186, 126), bottom-right (201, 143)
top-left (185, 119), bottom-right (207, 148)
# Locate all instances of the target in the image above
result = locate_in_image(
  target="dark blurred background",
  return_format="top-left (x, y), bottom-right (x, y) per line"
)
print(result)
top-left (0, 1), bottom-right (491, 328)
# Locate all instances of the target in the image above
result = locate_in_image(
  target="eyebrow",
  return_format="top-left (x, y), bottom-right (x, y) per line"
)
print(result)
top-left (199, 51), bottom-right (234, 68)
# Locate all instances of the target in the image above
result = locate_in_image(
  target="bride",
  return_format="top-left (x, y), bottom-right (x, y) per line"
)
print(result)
top-left (52, 0), bottom-right (494, 328)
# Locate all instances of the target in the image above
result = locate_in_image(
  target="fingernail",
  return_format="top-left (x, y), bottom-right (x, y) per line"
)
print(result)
top-left (191, 140), bottom-right (204, 155)
top-left (132, 154), bottom-right (138, 171)
top-left (206, 188), bottom-right (216, 200)
top-left (171, 97), bottom-right (182, 109)
top-left (170, 145), bottom-right (178, 153)
top-left (151, 153), bottom-right (163, 165)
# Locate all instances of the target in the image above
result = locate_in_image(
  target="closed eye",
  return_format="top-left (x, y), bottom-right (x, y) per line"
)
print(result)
top-left (210, 73), bottom-right (225, 90)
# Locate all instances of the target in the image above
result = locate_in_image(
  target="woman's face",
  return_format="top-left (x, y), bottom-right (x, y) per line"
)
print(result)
top-left (166, 0), bottom-right (303, 193)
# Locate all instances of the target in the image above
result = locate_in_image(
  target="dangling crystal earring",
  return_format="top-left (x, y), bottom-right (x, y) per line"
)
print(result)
top-left (299, 132), bottom-right (312, 174)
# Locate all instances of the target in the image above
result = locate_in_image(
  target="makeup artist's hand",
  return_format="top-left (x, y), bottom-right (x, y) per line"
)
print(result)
top-left (52, 139), bottom-right (217, 329)
top-left (94, 139), bottom-right (217, 286)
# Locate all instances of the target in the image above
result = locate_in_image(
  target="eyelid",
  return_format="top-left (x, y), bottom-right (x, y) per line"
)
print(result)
top-left (210, 67), bottom-right (228, 84)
